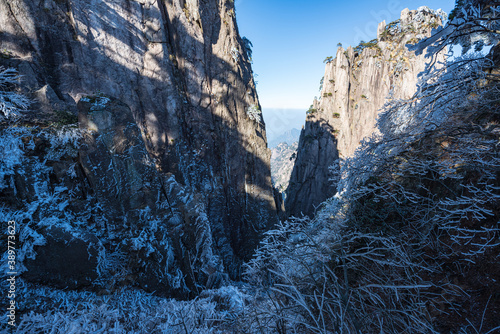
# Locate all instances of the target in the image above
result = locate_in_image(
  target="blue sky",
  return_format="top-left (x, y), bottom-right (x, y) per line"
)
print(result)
top-left (235, 0), bottom-right (456, 141)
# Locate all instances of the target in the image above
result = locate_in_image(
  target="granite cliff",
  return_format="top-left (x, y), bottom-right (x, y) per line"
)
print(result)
top-left (0, 0), bottom-right (276, 297)
top-left (270, 141), bottom-right (298, 193)
top-left (286, 7), bottom-right (447, 218)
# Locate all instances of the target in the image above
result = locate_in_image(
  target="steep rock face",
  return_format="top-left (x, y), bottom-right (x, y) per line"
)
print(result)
top-left (286, 7), bottom-right (446, 218)
top-left (77, 96), bottom-right (161, 225)
top-left (0, 0), bottom-right (276, 296)
top-left (271, 141), bottom-right (298, 192)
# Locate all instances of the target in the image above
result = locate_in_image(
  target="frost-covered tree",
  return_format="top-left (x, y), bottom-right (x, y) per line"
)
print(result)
top-left (411, 0), bottom-right (500, 55)
top-left (246, 104), bottom-right (262, 122)
top-left (0, 67), bottom-right (29, 119)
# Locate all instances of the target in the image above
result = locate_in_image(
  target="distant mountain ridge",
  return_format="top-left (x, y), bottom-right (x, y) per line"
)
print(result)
top-left (269, 128), bottom-right (301, 148)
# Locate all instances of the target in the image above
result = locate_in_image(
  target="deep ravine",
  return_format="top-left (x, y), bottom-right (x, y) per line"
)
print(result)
top-left (1, 1), bottom-right (499, 333)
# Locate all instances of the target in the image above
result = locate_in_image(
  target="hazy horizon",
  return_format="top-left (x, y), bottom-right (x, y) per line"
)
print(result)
top-left (262, 108), bottom-right (306, 144)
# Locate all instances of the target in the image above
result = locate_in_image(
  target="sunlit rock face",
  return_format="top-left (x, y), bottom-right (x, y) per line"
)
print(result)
top-left (286, 7), bottom-right (447, 218)
top-left (0, 0), bottom-right (277, 296)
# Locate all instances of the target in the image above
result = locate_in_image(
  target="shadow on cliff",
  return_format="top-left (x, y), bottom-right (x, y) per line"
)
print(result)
top-left (0, 0), bottom-right (277, 296)
top-left (285, 119), bottom-right (339, 218)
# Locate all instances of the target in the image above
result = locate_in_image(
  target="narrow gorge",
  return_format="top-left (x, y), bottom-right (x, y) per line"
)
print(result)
top-left (1, 1), bottom-right (499, 333)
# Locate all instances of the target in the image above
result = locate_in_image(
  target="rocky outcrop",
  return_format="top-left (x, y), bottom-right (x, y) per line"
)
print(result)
top-left (23, 226), bottom-right (101, 290)
top-left (286, 7), bottom-right (447, 218)
top-left (271, 141), bottom-right (298, 193)
top-left (0, 0), bottom-right (276, 297)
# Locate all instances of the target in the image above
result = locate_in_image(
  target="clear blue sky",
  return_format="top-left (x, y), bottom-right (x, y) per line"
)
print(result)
top-left (235, 0), bottom-right (455, 141)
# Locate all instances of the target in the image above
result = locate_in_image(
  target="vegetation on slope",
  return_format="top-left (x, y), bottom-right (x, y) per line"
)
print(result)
top-left (2, 1), bottom-right (500, 333)
top-left (245, 2), bottom-right (500, 333)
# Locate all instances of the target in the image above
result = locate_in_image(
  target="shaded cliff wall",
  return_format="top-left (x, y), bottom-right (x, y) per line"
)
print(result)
top-left (0, 0), bottom-right (276, 296)
top-left (286, 7), bottom-right (447, 218)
